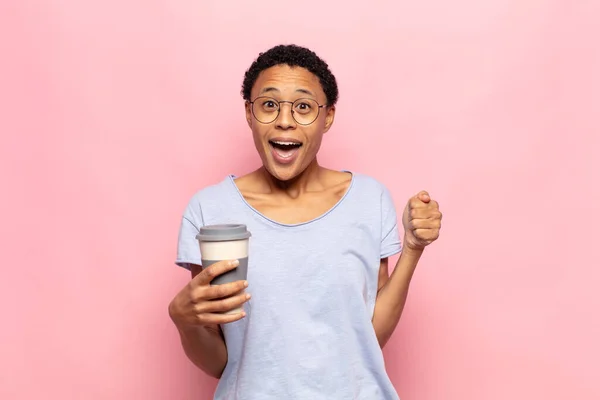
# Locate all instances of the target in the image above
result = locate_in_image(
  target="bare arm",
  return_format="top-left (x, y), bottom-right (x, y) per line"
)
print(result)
top-left (169, 261), bottom-right (250, 379)
top-left (371, 245), bottom-right (423, 348)
top-left (170, 265), bottom-right (227, 378)
top-left (372, 189), bottom-right (442, 348)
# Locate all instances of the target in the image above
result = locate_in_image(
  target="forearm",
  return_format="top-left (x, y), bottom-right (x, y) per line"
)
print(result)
top-left (175, 323), bottom-right (228, 379)
top-left (372, 245), bottom-right (423, 348)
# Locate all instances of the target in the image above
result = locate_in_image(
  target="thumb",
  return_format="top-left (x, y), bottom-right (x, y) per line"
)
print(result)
top-left (417, 190), bottom-right (431, 203)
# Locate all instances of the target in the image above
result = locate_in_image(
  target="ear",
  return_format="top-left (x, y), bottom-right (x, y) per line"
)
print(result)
top-left (322, 105), bottom-right (336, 134)
top-left (244, 101), bottom-right (253, 128)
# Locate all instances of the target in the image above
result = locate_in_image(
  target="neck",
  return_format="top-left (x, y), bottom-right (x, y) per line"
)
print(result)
top-left (260, 159), bottom-right (324, 196)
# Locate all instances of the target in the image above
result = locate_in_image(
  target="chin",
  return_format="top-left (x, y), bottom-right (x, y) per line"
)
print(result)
top-left (265, 164), bottom-right (300, 182)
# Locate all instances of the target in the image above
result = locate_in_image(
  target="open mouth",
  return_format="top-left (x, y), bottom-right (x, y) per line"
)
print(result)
top-left (269, 140), bottom-right (303, 161)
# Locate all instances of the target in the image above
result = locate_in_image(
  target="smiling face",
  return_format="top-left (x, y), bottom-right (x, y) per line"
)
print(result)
top-left (245, 64), bottom-right (335, 182)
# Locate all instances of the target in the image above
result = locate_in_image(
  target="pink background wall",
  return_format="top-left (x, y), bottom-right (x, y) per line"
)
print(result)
top-left (1, 1), bottom-right (599, 399)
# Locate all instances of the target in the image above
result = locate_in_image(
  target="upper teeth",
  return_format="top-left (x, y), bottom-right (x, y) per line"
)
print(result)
top-left (273, 141), bottom-right (298, 145)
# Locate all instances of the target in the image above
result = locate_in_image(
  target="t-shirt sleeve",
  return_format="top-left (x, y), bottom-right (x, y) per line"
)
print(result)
top-left (175, 197), bottom-right (204, 270)
top-left (380, 185), bottom-right (402, 258)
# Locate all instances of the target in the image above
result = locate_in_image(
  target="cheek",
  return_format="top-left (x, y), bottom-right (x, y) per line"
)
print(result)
top-left (251, 127), bottom-right (267, 150)
top-left (306, 130), bottom-right (324, 151)
top-left (251, 123), bottom-right (267, 138)
top-left (253, 134), bottom-right (265, 150)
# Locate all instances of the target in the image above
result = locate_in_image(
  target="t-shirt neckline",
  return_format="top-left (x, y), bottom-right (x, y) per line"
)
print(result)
top-left (226, 170), bottom-right (355, 228)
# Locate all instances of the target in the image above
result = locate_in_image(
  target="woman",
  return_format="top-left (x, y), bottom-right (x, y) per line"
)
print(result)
top-left (169, 44), bottom-right (442, 399)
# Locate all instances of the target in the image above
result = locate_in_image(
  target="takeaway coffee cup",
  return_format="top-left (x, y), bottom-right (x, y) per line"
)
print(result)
top-left (196, 224), bottom-right (251, 314)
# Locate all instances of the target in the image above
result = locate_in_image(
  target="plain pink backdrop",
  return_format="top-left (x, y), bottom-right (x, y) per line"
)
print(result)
top-left (1, 1), bottom-right (599, 399)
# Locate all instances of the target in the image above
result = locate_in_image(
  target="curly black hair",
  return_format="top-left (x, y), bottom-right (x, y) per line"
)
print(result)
top-left (241, 44), bottom-right (339, 106)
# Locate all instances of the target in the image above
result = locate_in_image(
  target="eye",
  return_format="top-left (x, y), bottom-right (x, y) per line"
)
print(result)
top-left (294, 101), bottom-right (312, 114)
top-left (261, 99), bottom-right (279, 111)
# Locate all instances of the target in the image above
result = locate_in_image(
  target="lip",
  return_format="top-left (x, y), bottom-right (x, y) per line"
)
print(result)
top-left (268, 137), bottom-right (303, 165)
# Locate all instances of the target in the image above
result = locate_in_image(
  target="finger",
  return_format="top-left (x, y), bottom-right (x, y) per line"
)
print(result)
top-left (197, 311), bottom-right (246, 325)
top-left (413, 228), bottom-right (440, 241)
top-left (410, 219), bottom-right (442, 230)
top-left (410, 208), bottom-right (442, 220)
top-left (198, 292), bottom-right (251, 314)
top-left (194, 259), bottom-right (240, 286)
top-left (200, 280), bottom-right (249, 300)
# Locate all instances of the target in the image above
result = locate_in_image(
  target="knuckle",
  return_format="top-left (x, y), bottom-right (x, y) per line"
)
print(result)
top-left (213, 286), bottom-right (227, 299)
top-left (216, 284), bottom-right (229, 296)
top-left (235, 292), bottom-right (248, 303)
top-left (196, 313), bottom-right (208, 325)
top-left (216, 298), bottom-right (236, 312)
top-left (192, 302), bottom-right (203, 313)
top-left (215, 300), bottom-right (230, 312)
top-left (203, 267), bottom-right (216, 280)
top-left (227, 296), bottom-right (242, 309)
top-left (187, 287), bottom-right (200, 303)
top-left (227, 282), bottom-right (240, 292)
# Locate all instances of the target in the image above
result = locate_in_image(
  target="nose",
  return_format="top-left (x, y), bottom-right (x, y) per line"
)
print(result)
top-left (275, 102), bottom-right (296, 129)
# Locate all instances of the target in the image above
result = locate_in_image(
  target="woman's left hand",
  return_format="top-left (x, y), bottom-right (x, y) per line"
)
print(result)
top-left (401, 191), bottom-right (442, 251)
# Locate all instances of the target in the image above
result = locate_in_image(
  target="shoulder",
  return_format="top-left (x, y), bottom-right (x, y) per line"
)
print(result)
top-left (182, 176), bottom-right (233, 217)
top-left (349, 171), bottom-right (392, 196)
top-left (347, 172), bottom-right (399, 216)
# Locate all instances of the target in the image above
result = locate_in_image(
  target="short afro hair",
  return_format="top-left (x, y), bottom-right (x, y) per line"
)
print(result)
top-left (241, 44), bottom-right (339, 106)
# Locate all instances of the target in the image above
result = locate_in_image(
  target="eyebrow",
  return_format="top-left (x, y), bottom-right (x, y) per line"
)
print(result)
top-left (260, 87), bottom-right (280, 95)
top-left (295, 88), bottom-right (315, 97)
top-left (259, 87), bottom-right (316, 97)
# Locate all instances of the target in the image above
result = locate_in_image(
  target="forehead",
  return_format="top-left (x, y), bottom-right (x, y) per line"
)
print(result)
top-left (251, 64), bottom-right (325, 100)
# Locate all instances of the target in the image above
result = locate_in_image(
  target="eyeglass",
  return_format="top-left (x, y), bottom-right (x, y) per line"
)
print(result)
top-left (249, 96), bottom-right (327, 126)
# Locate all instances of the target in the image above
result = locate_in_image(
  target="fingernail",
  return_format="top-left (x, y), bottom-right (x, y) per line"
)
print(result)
top-left (241, 312), bottom-right (247, 317)
top-left (230, 259), bottom-right (239, 266)
top-left (246, 293), bottom-right (251, 300)
top-left (243, 281), bottom-right (249, 287)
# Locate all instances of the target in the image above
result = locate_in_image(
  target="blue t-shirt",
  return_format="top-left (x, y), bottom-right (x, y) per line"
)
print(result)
top-left (176, 172), bottom-right (402, 399)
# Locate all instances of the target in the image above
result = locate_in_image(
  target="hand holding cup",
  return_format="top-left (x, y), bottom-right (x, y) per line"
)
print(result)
top-left (169, 259), bottom-right (251, 327)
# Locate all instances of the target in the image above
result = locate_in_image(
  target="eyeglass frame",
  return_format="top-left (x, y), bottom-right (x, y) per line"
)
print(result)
top-left (248, 96), bottom-right (328, 126)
